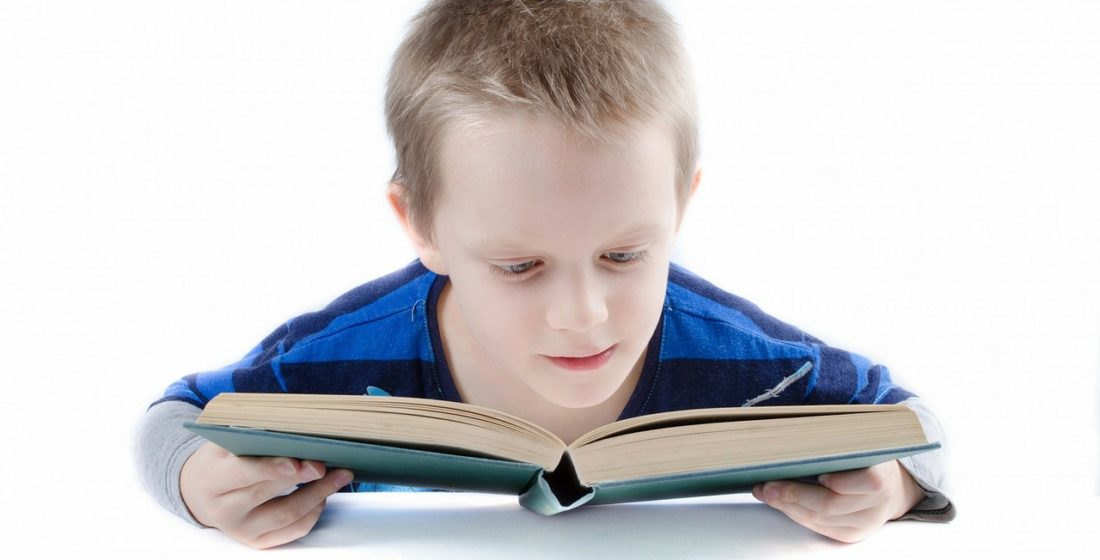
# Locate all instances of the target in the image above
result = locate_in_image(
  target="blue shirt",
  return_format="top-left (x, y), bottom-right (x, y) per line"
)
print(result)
top-left (155, 260), bottom-right (912, 414)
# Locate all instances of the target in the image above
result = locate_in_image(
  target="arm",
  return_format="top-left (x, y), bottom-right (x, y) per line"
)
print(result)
top-left (137, 401), bottom-right (353, 549)
top-left (136, 400), bottom-right (207, 526)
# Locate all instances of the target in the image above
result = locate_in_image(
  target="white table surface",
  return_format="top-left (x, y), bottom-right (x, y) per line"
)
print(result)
top-left (11, 489), bottom-right (1098, 559)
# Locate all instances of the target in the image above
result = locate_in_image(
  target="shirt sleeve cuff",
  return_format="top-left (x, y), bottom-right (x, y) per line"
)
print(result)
top-left (894, 397), bottom-right (957, 522)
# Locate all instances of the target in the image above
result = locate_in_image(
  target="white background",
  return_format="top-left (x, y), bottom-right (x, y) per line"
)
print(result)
top-left (1, 0), bottom-right (1097, 555)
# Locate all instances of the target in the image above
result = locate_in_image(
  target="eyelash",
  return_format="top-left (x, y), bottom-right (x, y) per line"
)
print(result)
top-left (490, 251), bottom-right (651, 279)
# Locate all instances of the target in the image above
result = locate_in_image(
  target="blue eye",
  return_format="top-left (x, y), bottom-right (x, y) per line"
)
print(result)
top-left (606, 251), bottom-right (649, 264)
top-left (492, 261), bottom-right (538, 278)
top-left (502, 261), bottom-right (536, 274)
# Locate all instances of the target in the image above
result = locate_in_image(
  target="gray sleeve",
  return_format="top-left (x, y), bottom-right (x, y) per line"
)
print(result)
top-left (135, 400), bottom-right (208, 527)
top-left (895, 396), bottom-right (957, 522)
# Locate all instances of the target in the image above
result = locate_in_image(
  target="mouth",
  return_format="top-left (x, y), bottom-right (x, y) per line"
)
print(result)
top-left (545, 345), bottom-right (616, 371)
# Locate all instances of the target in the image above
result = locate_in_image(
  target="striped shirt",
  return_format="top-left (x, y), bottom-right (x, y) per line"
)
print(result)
top-left (155, 260), bottom-right (912, 416)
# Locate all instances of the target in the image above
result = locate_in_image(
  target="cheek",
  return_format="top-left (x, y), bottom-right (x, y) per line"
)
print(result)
top-left (609, 269), bottom-right (667, 325)
top-left (459, 282), bottom-right (540, 340)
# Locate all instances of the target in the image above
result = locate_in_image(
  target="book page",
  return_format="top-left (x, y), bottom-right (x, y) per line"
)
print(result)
top-left (570, 409), bottom-right (927, 484)
top-left (570, 404), bottom-right (908, 449)
top-left (196, 393), bottom-right (566, 469)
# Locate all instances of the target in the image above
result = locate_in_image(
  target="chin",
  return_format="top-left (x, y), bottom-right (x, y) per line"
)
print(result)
top-left (540, 383), bottom-right (621, 409)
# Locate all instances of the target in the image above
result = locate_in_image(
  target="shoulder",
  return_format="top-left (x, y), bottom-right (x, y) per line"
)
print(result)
top-left (272, 261), bottom-right (436, 350)
top-left (642, 264), bottom-right (912, 410)
top-left (240, 260), bottom-right (440, 372)
top-left (626, 265), bottom-right (819, 413)
top-left (155, 261), bottom-right (445, 407)
top-left (663, 264), bottom-right (821, 359)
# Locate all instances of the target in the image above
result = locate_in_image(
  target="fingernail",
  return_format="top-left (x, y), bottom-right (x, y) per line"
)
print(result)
top-left (334, 470), bottom-right (354, 488)
top-left (763, 485), bottom-right (781, 502)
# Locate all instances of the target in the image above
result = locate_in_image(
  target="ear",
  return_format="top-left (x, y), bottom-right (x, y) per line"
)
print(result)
top-left (689, 166), bottom-right (702, 199)
top-left (387, 183), bottom-right (448, 275)
top-left (675, 166), bottom-right (703, 232)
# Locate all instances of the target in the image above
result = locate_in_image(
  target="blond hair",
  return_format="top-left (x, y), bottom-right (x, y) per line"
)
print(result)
top-left (386, 0), bottom-right (698, 241)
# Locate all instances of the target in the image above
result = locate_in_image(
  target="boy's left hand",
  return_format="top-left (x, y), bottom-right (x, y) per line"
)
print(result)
top-left (752, 460), bottom-right (925, 543)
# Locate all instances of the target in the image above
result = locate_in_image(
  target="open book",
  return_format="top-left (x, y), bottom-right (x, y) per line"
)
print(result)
top-left (185, 393), bottom-right (937, 515)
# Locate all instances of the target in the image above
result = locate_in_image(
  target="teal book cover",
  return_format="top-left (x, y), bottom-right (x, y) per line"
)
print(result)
top-left (185, 420), bottom-right (938, 516)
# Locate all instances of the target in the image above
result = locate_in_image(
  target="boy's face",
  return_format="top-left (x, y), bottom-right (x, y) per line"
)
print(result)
top-left (408, 114), bottom-right (688, 409)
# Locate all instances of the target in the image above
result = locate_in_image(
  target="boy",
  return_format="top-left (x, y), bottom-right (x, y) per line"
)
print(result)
top-left (138, 0), bottom-right (954, 549)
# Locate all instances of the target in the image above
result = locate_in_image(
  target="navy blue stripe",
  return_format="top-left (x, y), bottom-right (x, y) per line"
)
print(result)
top-left (232, 364), bottom-right (286, 394)
top-left (278, 360), bottom-right (437, 397)
top-left (184, 374), bottom-right (209, 403)
top-left (633, 357), bottom-right (816, 413)
top-left (804, 346), bottom-right (859, 404)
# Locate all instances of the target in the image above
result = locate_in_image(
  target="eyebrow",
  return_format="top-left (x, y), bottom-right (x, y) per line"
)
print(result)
top-left (608, 222), bottom-right (665, 242)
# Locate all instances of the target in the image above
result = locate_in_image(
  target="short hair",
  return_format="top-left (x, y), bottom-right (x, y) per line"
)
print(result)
top-left (386, 0), bottom-right (698, 242)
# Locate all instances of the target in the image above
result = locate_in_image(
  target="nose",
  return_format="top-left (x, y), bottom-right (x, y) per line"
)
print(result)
top-left (544, 270), bottom-right (609, 333)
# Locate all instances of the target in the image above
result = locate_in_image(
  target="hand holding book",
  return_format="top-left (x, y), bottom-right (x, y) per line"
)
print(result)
top-left (179, 440), bottom-right (354, 549)
top-left (753, 459), bottom-right (927, 543)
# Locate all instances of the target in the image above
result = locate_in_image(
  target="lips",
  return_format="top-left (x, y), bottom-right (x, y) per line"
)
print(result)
top-left (546, 345), bottom-right (616, 371)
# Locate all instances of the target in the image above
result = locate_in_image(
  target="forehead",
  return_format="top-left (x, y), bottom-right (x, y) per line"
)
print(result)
top-left (435, 114), bottom-right (678, 251)
top-left (440, 112), bottom-right (675, 174)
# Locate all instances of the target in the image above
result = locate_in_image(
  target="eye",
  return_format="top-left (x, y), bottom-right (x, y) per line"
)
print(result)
top-left (605, 251), bottom-right (649, 265)
top-left (491, 260), bottom-right (538, 278)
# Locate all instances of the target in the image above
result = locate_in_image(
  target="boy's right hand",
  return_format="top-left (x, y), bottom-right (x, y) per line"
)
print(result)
top-left (180, 441), bottom-right (354, 549)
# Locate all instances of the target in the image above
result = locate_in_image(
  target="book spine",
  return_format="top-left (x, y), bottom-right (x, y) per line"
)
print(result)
top-left (518, 470), bottom-right (595, 515)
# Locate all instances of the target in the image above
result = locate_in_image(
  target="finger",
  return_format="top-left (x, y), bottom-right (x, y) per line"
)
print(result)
top-left (817, 463), bottom-right (892, 495)
top-left (754, 480), bottom-right (876, 517)
top-left (786, 503), bottom-right (875, 543)
top-left (247, 501), bottom-right (327, 550)
top-left (767, 495), bottom-right (883, 529)
top-left (207, 455), bottom-right (303, 495)
top-left (239, 468), bottom-right (353, 539)
top-left (220, 460), bottom-right (329, 513)
top-left (758, 493), bottom-right (876, 543)
top-left (756, 486), bottom-right (888, 543)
